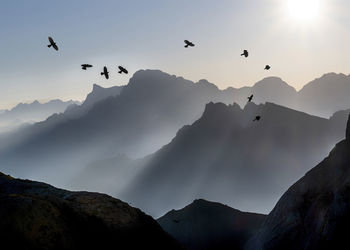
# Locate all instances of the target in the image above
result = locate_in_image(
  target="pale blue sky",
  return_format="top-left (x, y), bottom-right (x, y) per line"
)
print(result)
top-left (1, 0), bottom-right (350, 109)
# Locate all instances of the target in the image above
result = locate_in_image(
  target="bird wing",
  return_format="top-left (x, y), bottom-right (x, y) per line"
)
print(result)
top-left (48, 37), bottom-right (54, 44)
top-left (52, 43), bottom-right (58, 51)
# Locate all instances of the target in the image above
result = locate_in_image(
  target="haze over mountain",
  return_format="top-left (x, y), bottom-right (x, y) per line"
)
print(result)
top-left (0, 172), bottom-right (182, 250)
top-left (158, 199), bottom-right (266, 250)
top-left (121, 102), bottom-right (349, 217)
top-left (0, 70), bottom-right (239, 184)
top-left (246, 114), bottom-right (350, 250)
top-left (0, 99), bottom-right (78, 133)
top-left (1, 69), bottom-right (350, 195)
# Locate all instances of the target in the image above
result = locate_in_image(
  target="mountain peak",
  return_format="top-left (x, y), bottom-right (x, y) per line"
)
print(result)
top-left (92, 83), bottom-right (103, 91)
top-left (196, 79), bottom-right (219, 90)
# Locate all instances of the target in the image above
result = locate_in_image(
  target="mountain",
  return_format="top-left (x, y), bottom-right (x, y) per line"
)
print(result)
top-left (0, 70), bottom-right (240, 184)
top-left (0, 99), bottom-right (78, 133)
top-left (297, 73), bottom-right (350, 117)
top-left (0, 172), bottom-right (183, 250)
top-left (245, 114), bottom-right (350, 250)
top-left (158, 199), bottom-right (266, 250)
top-left (1, 70), bottom-right (350, 193)
top-left (64, 83), bottom-right (124, 118)
top-left (121, 102), bottom-right (349, 217)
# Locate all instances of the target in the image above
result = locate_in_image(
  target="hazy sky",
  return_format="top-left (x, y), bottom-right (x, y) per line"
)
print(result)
top-left (1, 0), bottom-right (349, 109)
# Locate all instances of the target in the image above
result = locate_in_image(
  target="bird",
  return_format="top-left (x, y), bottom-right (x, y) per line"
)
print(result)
top-left (264, 65), bottom-right (271, 70)
top-left (247, 94), bottom-right (254, 102)
top-left (118, 66), bottom-right (128, 74)
top-left (253, 116), bottom-right (261, 122)
top-left (47, 37), bottom-right (59, 51)
top-left (173, 219), bottom-right (180, 223)
top-left (101, 66), bottom-right (109, 79)
top-left (81, 64), bottom-right (93, 70)
top-left (241, 50), bottom-right (248, 57)
top-left (184, 40), bottom-right (195, 48)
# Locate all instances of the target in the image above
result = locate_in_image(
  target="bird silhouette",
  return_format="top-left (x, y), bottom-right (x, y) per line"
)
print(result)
top-left (47, 37), bottom-right (58, 51)
top-left (81, 64), bottom-right (93, 70)
top-left (264, 65), bottom-right (271, 70)
top-left (184, 40), bottom-right (195, 48)
top-left (241, 50), bottom-right (248, 57)
top-left (101, 66), bottom-right (109, 79)
top-left (247, 94), bottom-right (254, 102)
top-left (118, 66), bottom-right (128, 74)
top-left (253, 116), bottom-right (261, 122)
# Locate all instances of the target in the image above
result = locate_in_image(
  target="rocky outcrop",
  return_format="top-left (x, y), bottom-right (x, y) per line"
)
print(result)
top-left (246, 113), bottom-right (350, 250)
top-left (158, 199), bottom-right (266, 250)
top-left (0, 173), bottom-right (182, 250)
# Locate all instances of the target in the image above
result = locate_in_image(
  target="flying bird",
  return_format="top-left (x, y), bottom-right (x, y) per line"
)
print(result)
top-left (247, 94), bottom-right (254, 102)
top-left (184, 40), bottom-right (195, 48)
top-left (101, 66), bottom-right (109, 79)
top-left (264, 65), bottom-right (271, 70)
top-left (253, 116), bottom-right (261, 122)
top-left (81, 64), bottom-right (93, 70)
top-left (241, 50), bottom-right (248, 57)
top-left (118, 66), bottom-right (128, 74)
top-left (47, 37), bottom-right (59, 51)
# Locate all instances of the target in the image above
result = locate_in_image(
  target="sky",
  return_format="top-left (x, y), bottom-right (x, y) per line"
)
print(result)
top-left (0, 0), bottom-right (350, 109)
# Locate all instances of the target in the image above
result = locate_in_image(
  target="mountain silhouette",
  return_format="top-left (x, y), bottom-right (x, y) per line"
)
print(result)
top-left (246, 113), bottom-right (350, 250)
top-left (64, 83), bottom-right (124, 118)
top-left (158, 199), bottom-right (266, 250)
top-left (0, 99), bottom-right (78, 133)
top-left (121, 102), bottom-right (349, 217)
top-left (1, 70), bottom-right (350, 191)
top-left (0, 70), bottom-right (240, 183)
top-left (0, 172), bottom-right (183, 250)
top-left (297, 73), bottom-right (350, 117)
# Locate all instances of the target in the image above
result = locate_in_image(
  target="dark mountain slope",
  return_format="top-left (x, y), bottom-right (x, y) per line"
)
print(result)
top-left (158, 199), bottom-right (266, 250)
top-left (246, 114), bottom-right (350, 250)
top-left (122, 102), bottom-right (349, 217)
top-left (0, 172), bottom-right (183, 250)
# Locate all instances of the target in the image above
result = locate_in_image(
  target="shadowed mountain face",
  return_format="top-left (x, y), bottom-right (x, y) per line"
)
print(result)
top-left (245, 114), bottom-right (350, 250)
top-left (121, 102), bottom-right (349, 217)
top-left (0, 99), bottom-right (78, 133)
top-left (0, 172), bottom-right (183, 250)
top-left (158, 199), bottom-right (266, 250)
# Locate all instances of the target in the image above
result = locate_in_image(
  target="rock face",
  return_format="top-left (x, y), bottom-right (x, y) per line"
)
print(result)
top-left (158, 199), bottom-right (266, 250)
top-left (0, 173), bottom-right (182, 250)
top-left (246, 114), bottom-right (350, 250)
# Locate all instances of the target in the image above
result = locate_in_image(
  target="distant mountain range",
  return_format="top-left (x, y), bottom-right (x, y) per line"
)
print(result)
top-left (1, 69), bottom-right (350, 197)
top-left (0, 172), bottom-right (182, 250)
top-left (246, 114), bottom-right (350, 250)
top-left (0, 99), bottom-right (78, 133)
top-left (158, 199), bottom-right (266, 250)
top-left (120, 102), bottom-right (349, 217)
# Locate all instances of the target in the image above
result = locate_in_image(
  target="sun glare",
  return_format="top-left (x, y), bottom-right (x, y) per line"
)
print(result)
top-left (288, 0), bottom-right (321, 21)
